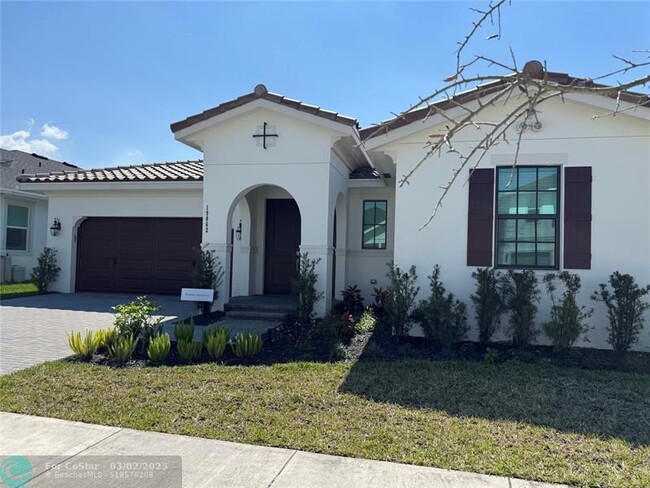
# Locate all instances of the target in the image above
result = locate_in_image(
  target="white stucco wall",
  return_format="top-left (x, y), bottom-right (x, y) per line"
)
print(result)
top-left (373, 96), bottom-right (650, 351)
top-left (31, 186), bottom-right (202, 293)
top-left (0, 192), bottom-right (48, 281)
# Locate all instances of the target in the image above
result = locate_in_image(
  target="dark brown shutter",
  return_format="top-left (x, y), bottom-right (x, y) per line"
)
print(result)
top-left (564, 167), bottom-right (592, 269)
top-left (467, 168), bottom-right (494, 266)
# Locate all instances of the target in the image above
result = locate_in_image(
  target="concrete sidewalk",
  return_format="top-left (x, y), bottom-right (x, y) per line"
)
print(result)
top-left (0, 412), bottom-right (565, 488)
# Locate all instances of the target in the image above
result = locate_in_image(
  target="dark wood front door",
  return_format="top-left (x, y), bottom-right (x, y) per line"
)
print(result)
top-left (264, 199), bottom-right (301, 294)
top-left (76, 217), bottom-right (202, 295)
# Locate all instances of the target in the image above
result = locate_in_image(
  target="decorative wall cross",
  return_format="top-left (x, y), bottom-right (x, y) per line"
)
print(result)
top-left (252, 122), bottom-right (278, 149)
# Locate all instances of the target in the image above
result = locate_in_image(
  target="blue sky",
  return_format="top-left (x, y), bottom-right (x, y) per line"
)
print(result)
top-left (1, 1), bottom-right (648, 169)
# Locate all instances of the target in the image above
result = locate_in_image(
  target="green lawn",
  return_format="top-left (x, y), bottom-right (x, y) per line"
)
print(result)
top-left (0, 282), bottom-right (39, 300)
top-left (1, 359), bottom-right (648, 487)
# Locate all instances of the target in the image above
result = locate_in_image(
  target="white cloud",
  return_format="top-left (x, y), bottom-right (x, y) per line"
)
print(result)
top-left (0, 130), bottom-right (59, 157)
top-left (40, 123), bottom-right (68, 140)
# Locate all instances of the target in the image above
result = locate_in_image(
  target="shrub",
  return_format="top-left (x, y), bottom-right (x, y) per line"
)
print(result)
top-left (107, 335), bottom-right (138, 362)
top-left (113, 296), bottom-right (162, 354)
top-left (503, 270), bottom-right (540, 349)
top-left (470, 268), bottom-right (505, 347)
top-left (592, 271), bottom-right (650, 355)
top-left (176, 340), bottom-right (203, 362)
top-left (355, 309), bottom-right (377, 334)
top-left (231, 332), bottom-right (263, 358)
top-left (483, 347), bottom-right (500, 364)
top-left (192, 245), bottom-right (225, 317)
top-left (147, 333), bottom-right (171, 364)
top-left (95, 327), bottom-right (117, 353)
top-left (203, 326), bottom-right (229, 360)
top-left (67, 330), bottom-right (100, 359)
top-left (31, 247), bottom-right (60, 293)
top-left (174, 319), bottom-right (195, 342)
top-left (384, 262), bottom-right (419, 338)
top-left (542, 272), bottom-right (593, 352)
top-left (292, 253), bottom-right (324, 324)
top-left (371, 287), bottom-right (389, 317)
top-left (417, 265), bottom-right (468, 353)
top-left (341, 285), bottom-right (364, 314)
top-left (329, 341), bottom-right (346, 361)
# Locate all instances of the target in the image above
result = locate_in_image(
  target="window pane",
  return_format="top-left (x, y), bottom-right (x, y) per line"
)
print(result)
top-left (6, 228), bottom-right (27, 251)
top-left (7, 205), bottom-right (28, 227)
top-left (497, 242), bottom-right (515, 266)
top-left (374, 225), bottom-right (387, 249)
top-left (497, 193), bottom-right (517, 214)
top-left (375, 202), bottom-right (387, 225)
top-left (538, 168), bottom-right (558, 190)
top-left (498, 168), bottom-right (517, 191)
top-left (537, 243), bottom-right (556, 267)
top-left (363, 225), bottom-right (375, 248)
top-left (363, 203), bottom-right (375, 225)
top-left (516, 243), bottom-right (536, 266)
top-left (538, 192), bottom-right (557, 214)
top-left (498, 219), bottom-right (516, 241)
top-left (517, 192), bottom-right (536, 214)
top-left (517, 219), bottom-right (536, 241)
top-left (537, 219), bottom-right (555, 242)
top-left (518, 168), bottom-right (537, 191)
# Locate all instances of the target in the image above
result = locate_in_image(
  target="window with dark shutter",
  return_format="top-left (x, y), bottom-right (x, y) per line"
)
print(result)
top-left (563, 167), bottom-right (592, 269)
top-left (467, 168), bottom-right (494, 266)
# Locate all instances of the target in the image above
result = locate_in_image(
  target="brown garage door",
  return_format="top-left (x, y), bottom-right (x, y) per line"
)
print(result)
top-left (76, 217), bottom-right (202, 295)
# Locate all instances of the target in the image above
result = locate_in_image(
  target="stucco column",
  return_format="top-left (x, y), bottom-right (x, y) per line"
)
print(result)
top-left (299, 244), bottom-right (333, 317)
top-left (334, 248), bottom-right (347, 298)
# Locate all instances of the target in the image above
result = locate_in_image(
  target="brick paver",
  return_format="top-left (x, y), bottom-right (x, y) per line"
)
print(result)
top-left (0, 292), bottom-right (196, 375)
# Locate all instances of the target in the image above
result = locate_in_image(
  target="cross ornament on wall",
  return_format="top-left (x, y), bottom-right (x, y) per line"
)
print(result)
top-left (252, 122), bottom-right (278, 149)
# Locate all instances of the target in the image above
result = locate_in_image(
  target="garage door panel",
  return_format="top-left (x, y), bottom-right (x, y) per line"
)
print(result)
top-left (76, 217), bottom-right (201, 295)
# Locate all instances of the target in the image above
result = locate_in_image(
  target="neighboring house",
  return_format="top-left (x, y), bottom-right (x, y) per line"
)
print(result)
top-left (17, 69), bottom-right (650, 351)
top-left (0, 149), bottom-right (79, 282)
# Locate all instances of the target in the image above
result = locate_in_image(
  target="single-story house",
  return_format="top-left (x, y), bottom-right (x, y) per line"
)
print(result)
top-left (0, 149), bottom-right (79, 282)
top-left (16, 68), bottom-right (650, 351)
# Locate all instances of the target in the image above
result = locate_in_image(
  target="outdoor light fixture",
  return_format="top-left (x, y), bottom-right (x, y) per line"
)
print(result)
top-left (50, 218), bottom-right (61, 236)
top-left (235, 220), bottom-right (242, 241)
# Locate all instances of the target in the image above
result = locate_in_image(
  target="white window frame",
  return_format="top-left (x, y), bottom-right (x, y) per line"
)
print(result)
top-left (5, 203), bottom-right (30, 253)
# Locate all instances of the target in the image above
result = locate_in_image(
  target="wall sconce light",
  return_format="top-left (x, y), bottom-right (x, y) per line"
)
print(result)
top-left (235, 220), bottom-right (242, 241)
top-left (50, 218), bottom-right (61, 236)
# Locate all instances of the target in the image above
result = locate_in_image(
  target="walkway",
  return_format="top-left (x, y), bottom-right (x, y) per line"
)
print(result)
top-left (0, 412), bottom-right (565, 488)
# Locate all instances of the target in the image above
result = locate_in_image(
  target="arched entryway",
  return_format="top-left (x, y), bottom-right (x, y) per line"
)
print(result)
top-left (226, 184), bottom-right (302, 297)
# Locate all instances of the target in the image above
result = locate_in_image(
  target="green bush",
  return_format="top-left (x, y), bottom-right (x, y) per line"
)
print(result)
top-left (543, 272), bottom-right (593, 352)
top-left (231, 332), bottom-right (263, 358)
top-left (483, 347), bottom-right (500, 364)
top-left (204, 327), bottom-right (229, 360)
top-left (113, 296), bottom-right (162, 354)
top-left (503, 270), bottom-right (540, 349)
top-left (385, 262), bottom-right (419, 338)
top-left (147, 333), bottom-right (171, 364)
top-left (31, 247), bottom-right (60, 293)
top-left (355, 309), bottom-right (377, 334)
top-left (329, 341), bottom-right (346, 361)
top-left (107, 335), bottom-right (138, 362)
top-left (292, 253), bottom-right (324, 324)
top-left (95, 327), bottom-right (117, 352)
top-left (67, 330), bottom-right (100, 359)
top-left (417, 265), bottom-right (468, 353)
top-left (192, 246), bottom-right (225, 317)
top-left (471, 268), bottom-right (505, 347)
top-left (174, 319), bottom-right (195, 342)
top-left (176, 340), bottom-right (203, 362)
top-left (341, 285), bottom-right (364, 314)
top-left (592, 271), bottom-right (650, 355)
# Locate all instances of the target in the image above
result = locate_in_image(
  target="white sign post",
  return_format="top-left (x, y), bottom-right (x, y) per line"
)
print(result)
top-left (181, 288), bottom-right (214, 302)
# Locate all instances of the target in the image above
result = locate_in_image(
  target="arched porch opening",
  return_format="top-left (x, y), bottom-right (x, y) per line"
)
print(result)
top-left (225, 184), bottom-right (302, 299)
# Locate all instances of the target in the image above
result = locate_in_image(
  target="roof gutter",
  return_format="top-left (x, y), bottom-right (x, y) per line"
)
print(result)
top-left (0, 187), bottom-right (48, 201)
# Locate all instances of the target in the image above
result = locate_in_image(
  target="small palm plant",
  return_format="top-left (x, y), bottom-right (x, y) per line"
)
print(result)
top-left (67, 330), bottom-right (100, 359)
top-left (203, 325), bottom-right (230, 360)
top-left (147, 333), bottom-right (172, 364)
top-left (231, 332), bottom-right (263, 358)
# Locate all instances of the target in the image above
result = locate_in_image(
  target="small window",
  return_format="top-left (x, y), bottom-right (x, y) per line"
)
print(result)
top-left (496, 167), bottom-right (559, 268)
top-left (6, 205), bottom-right (29, 251)
top-left (362, 200), bottom-right (387, 249)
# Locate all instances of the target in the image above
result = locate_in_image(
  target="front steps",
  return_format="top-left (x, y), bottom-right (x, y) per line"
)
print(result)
top-left (224, 295), bottom-right (297, 321)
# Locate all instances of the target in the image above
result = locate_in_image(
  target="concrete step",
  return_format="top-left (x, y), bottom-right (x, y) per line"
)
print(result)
top-left (225, 310), bottom-right (290, 321)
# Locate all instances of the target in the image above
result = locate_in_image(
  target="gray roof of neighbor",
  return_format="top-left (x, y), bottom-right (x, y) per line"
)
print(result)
top-left (1, 149), bottom-right (80, 189)
top-left (16, 159), bottom-right (204, 184)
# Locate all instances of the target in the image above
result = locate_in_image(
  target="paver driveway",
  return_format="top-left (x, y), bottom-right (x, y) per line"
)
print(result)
top-left (0, 293), bottom-right (196, 375)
